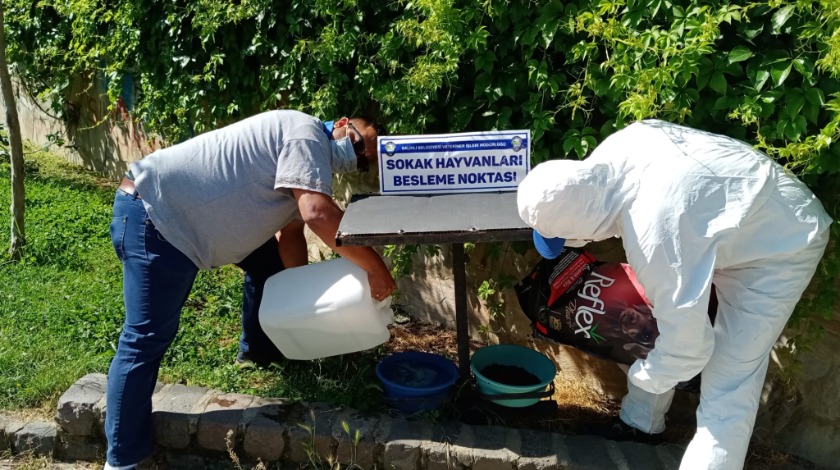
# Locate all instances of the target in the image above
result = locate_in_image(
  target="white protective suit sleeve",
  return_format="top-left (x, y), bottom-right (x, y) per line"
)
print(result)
top-left (622, 200), bottom-right (717, 395)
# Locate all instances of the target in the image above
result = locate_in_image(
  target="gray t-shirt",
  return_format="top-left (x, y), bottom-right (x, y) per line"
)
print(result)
top-left (130, 110), bottom-right (357, 269)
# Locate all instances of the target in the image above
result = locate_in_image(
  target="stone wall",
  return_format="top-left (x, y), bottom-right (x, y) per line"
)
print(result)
top-left (2, 81), bottom-right (839, 468)
top-left (10, 78), bottom-right (157, 180)
top-left (754, 299), bottom-right (840, 468)
top-left (2, 373), bottom-right (692, 469)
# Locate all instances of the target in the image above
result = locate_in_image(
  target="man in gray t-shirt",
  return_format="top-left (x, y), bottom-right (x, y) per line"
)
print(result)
top-left (104, 110), bottom-right (395, 470)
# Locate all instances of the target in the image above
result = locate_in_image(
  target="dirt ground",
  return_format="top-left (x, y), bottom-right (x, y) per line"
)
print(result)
top-left (385, 317), bottom-right (623, 430)
top-left (2, 318), bottom-right (815, 469)
top-left (384, 318), bottom-right (818, 470)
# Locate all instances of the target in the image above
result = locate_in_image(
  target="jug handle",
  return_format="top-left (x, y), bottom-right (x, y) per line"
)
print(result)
top-left (375, 296), bottom-right (395, 325)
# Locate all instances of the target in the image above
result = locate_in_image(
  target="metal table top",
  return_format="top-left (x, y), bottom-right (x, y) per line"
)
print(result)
top-left (336, 192), bottom-right (532, 246)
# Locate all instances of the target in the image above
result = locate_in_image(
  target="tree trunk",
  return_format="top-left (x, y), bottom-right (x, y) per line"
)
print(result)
top-left (0, 0), bottom-right (25, 259)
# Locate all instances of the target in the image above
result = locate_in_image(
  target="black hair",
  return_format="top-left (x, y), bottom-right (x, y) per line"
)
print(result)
top-left (352, 115), bottom-right (388, 136)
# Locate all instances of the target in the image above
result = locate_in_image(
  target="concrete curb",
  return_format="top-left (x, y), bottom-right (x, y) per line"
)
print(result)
top-left (8, 373), bottom-right (694, 469)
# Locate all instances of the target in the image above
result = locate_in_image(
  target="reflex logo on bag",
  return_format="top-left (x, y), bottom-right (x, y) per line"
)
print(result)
top-left (574, 271), bottom-right (616, 340)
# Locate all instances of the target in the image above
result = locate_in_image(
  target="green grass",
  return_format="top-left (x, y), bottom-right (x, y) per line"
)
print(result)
top-left (0, 147), bottom-right (387, 414)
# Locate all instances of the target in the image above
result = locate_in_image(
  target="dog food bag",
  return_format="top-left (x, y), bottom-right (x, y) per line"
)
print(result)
top-left (514, 248), bottom-right (657, 365)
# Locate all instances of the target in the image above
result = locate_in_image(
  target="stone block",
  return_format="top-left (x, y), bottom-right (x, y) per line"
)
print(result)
top-left (381, 416), bottom-right (431, 469)
top-left (443, 424), bottom-right (477, 467)
top-left (164, 451), bottom-right (208, 469)
top-left (242, 397), bottom-right (293, 463)
top-left (802, 358), bottom-right (840, 421)
top-left (762, 417), bottom-right (840, 470)
top-left (414, 420), bottom-right (463, 470)
top-left (615, 440), bottom-right (673, 469)
top-left (565, 435), bottom-right (625, 469)
top-left (603, 440), bottom-right (633, 469)
top-left (89, 381), bottom-right (166, 437)
top-left (422, 440), bottom-right (455, 470)
top-left (0, 414), bottom-right (22, 453)
top-left (331, 409), bottom-right (382, 469)
top-left (382, 440), bottom-right (420, 469)
top-left (518, 455), bottom-right (564, 470)
top-left (471, 425), bottom-right (519, 470)
top-left (517, 429), bottom-right (562, 470)
top-left (152, 383), bottom-right (211, 450)
top-left (14, 421), bottom-right (58, 456)
top-left (54, 373), bottom-right (107, 436)
top-left (552, 433), bottom-right (574, 469)
top-left (287, 403), bottom-right (340, 464)
top-left (151, 383), bottom-right (172, 408)
top-left (57, 432), bottom-right (106, 461)
top-left (93, 395), bottom-right (107, 433)
top-left (2, 418), bottom-right (24, 434)
top-left (196, 392), bottom-right (255, 452)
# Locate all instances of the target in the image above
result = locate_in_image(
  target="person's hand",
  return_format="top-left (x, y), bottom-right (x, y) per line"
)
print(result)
top-left (368, 267), bottom-right (396, 302)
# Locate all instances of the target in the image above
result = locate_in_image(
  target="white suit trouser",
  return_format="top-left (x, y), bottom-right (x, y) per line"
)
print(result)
top-left (620, 227), bottom-right (829, 470)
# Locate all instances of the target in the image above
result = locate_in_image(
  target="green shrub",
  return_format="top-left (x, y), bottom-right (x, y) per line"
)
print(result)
top-left (5, 1), bottom-right (839, 166)
top-left (3, 0), bottom-right (838, 375)
top-left (0, 150), bottom-right (385, 411)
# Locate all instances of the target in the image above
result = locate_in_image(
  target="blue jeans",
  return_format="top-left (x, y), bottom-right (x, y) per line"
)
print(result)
top-left (235, 237), bottom-right (285, 361)
top-left (106, 190), bottom-right (286, 465)
top-left (106, 190), bottom-right (198, 466)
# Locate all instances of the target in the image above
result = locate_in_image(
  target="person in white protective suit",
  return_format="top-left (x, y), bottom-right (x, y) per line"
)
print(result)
top-left (517, 119), bottom-right (832, 470)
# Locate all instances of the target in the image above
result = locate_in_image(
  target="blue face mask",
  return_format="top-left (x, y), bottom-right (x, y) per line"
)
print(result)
top-left (323, 120), bottom-right (370, 173)
top-left (329, 137), bottom-right (357, 174)
top-left (322, 121), bottom-right (335, 140)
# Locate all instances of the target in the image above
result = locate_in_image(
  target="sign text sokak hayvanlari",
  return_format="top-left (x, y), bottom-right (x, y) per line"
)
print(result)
top-left (387, 154), bottom-right (524, 187)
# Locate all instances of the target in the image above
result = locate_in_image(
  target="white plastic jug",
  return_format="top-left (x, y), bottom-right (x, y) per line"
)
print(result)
top-left (258, 257), bottom-right (394, 360)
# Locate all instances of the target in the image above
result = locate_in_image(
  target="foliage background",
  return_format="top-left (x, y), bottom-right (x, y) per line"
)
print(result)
top-left (0, 149), bottom-right (388, 411)
top-left (3, 0), bottom-right (839, 359)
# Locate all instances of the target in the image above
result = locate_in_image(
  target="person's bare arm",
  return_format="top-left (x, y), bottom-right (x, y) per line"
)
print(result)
top-left (277, 219), bottom-right (308, 268)
top-left (292, 188), bottom-right (396, 301)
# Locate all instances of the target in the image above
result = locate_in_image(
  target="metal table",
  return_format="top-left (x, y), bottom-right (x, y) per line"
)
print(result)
top-left (335, 192), bottom-right (532, 378)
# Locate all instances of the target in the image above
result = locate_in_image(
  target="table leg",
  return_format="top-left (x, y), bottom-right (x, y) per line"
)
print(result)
top-left (451, 243), bottom-right (470, 380)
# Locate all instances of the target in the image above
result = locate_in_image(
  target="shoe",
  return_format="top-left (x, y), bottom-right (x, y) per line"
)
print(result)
top-left (675, 374), bottom-right (702, 393)
top-left (236, 350), bottom-right (285, 369)
top-left (579, 419), bottom-right (664, 445)
top-left (235, 351), bottom-right (257, 369)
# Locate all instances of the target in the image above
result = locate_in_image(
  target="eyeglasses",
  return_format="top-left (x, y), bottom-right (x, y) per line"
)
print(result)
top-left (347, 122), bottom-right (369, 172)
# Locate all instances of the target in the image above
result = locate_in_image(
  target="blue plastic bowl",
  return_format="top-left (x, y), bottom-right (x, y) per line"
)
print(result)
top-left (470, 344), bottom-right (556, 408)
top-left (376, 351), bottom-right (459, 413)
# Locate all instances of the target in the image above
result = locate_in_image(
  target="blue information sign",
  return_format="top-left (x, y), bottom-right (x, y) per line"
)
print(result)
top-left (377, 130), bottom-right (531, 195)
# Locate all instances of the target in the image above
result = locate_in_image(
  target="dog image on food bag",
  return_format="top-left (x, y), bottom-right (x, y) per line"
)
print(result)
top-left (577, 262), bottom-right (658, 364)
top-left (618, 304), bottom-right (658, 357)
